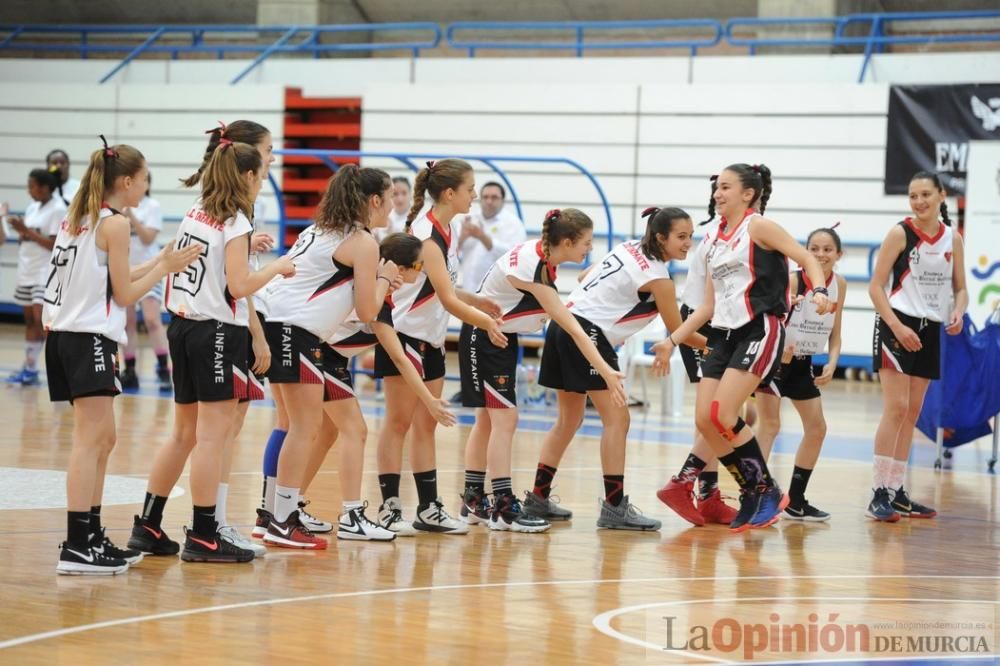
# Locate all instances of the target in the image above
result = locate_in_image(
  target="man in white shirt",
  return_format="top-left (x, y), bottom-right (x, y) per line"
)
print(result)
top-left (458, 181), bottom-right (526, 290)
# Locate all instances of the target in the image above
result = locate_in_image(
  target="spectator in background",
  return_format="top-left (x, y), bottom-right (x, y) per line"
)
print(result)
top-left (458, 182), bottom-right (526, 290)
top-left (46, 149), bottom-right (80, 206)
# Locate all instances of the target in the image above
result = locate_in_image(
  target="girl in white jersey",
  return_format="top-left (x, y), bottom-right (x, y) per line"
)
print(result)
top-left (656, 216), bottom-right (740, 528)
top-left (527, 207), bottom-right (699, 531)
top-left (653, 164), bottom-right (832, 533)
top-left (261, 165), bottom-right (401, 549)
top-left (459, 208), bottom-right (625, 533)
top-left (46, 149), bottom-right (79, 206)
top-left (45, 138), bottom-right (201, 575)
top-left (120, 174), bottom-right (171, 392)
top-left (130, 141), bottom-right (294, 565)
top-left (373, 159), bottom-right (507, 537)
top-left (755, 225), bottom-right (848, 522)
top-left (130, 120), bottom-right (279, 559)
top-left (6, 168), bottom-right (65, 386)
top-left (866, 171), bottom-right (967, 522)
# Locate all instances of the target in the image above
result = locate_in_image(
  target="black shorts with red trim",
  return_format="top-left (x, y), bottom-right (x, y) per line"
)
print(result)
top-left (373, 331), bottom-right (446, 382)
top-left (678, 303), bottom-right (723, 384)
top-left (873, 309), bottom-right (941, 380)
top-left (46, 331), bottom-right (122, 403)
top-left (700, 313), bottom-right (785, 384)
top-left (459, 323), bottom-right (519, 409)
top-left (169, 317), bottom-right (250, 404)
top-left (756, 355), bottom-right (821, 401)
top-left (322, 346), bottom-right (356, 402)
top-left (538, 315), bottom-right (619, 394)
top-left (242, 311), bottom-right (267, 403)
top-left (264, 321), bottom-right (326, 387)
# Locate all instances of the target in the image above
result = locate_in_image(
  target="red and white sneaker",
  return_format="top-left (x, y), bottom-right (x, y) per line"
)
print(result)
top-left (697, 489), bottom-right (738, 525)
top-left (263, 510), bottom-right (328, 549)
top-left (656, 476), bottom-right (706, 526)
top-left (252, 508), bottom-right (273, 539)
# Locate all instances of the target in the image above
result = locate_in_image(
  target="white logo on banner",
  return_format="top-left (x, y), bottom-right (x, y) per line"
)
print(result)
top-left (970, 95), bottom-right (1000, 132)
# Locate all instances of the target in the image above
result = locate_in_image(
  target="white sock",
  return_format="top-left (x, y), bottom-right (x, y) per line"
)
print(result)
top-left (343, 500), bottom-right (363, 513)
top-left (263, 475), bottom-right (277, 512)
top-left (25, 341), bottom-right (43, 371)
top-left (873, 455), bottom-right (893, 489)
top-left (274, 485), bottom-right (299, 523)
top-left (215, 483), bottom-right (229, 528)
top-left (889, 460), bottom-right (906, 493)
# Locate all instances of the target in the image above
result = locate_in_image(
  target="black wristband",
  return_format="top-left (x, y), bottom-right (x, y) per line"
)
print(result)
top-left (811, 286), bottom-right (829, 296)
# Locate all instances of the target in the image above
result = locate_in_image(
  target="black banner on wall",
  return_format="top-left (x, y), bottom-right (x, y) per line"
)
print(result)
top-left (885, 84), bottom-right (1000, 195)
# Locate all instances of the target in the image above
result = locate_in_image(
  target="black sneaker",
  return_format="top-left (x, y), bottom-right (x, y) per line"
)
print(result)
top-left (57, 542), bottom-right (129, 576)
top-left (156, 367), bottom-right (172, 393)
top-left (890, 487), bottom-right (937, 519)
top-left (865, 487), bottom-right (900, 522)
top-left (784, 499), bottom-right (831, 522)
top-left (730, 487), bottom-right (761, 533)
top-left (121, 367), bottom-right (139, 390)
top-left (181, 528), bottom-right (255, 563)
top-left (127, 515), bottom-right (180, 555)
top-left (460, 488), bottom-right (492, 526)
top-left (91, 527), bottom-right (144, 564)
top-left (489, 494), bottom-right (550, 533)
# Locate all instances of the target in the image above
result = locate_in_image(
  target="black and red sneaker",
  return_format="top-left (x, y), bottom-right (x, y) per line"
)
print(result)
top-left (127, 515), bottom-right (180, 556)
top-left (263, 510), bottom-right (328, 549)
top-left (180, 527), bottom-right (255, 563)
top-left (460, 488), bottom-right (492, 526)
top-left (251, 508), bottom-right (274, 539)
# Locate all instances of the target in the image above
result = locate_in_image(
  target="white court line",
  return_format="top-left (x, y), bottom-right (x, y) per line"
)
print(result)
top-left (592, 596), bottom-right (1000, 664)
top-left (1, 574), bottom-right (997, 651)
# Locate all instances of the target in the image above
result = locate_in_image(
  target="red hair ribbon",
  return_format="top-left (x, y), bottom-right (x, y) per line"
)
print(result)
top-left (544, 208), bottom-right (561, 220)
top-left (218, 138), bottom-right (234, 150)
top-left (206, 120), bottom-right (227, 136)
top-left (642, 206), bottom-right (660, 218)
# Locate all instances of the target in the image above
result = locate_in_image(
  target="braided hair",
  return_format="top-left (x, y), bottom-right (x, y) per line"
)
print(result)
top-left (910, 171), bottom-right (951, 226)
top-left (539, 208), bottom-right (593, 286)
top-left (703, 163), bottom-right (773, 224)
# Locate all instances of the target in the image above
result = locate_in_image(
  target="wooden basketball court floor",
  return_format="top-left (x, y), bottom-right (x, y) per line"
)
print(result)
top-left (0, 325), bottom-right (996, 665)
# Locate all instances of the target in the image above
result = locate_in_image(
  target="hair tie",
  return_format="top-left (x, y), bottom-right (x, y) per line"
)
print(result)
top-left (217, 138), bottom-right (234, 151)
top-left (205, 120), bottom-right (227, 137)
top-left (99, 134), bottom-right (117, 159)
top-left (544, 208), bottom-right (561, 221)
top-left (709, 174), bottom-right (718, 182)
top-left (425, 160), bottom-right (435, 170)
top-left (641, 206), bottom-right (660, 219)
top-left (751, 164), bottom-right (761, 173)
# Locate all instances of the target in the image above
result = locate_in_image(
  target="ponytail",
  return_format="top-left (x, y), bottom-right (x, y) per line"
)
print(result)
top-left (314, 164), bottom-right (390, 235)
top-left (703, 175), bottom-right (718, 225)
top-left (67, 136), bottom-right (145, 235)
top-left (183, 119), bottom-right (271, 188)
top-left (539, 208), bottom-right (592, 286)
top-left (940, 201), bottom-right (951, 226)
top-left (755, 164), bottom-right (772, 215)
top-left (405, 158), bottom-right (473, 230)
top-left (200, 141), bottom-right (262, 224)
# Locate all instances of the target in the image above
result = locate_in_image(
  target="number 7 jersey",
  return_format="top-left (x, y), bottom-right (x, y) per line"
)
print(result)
top-left (566, 240), bottom-right (670, 347)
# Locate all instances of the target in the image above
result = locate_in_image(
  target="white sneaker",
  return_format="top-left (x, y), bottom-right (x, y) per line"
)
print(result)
top-left (413, 498), bottom-right (469, 535)
top-left (377, 497), bottom-right (417, 537)
top-left (297, 500), bottom-right (334, 534)
top-left (338, 502), bottom-right (396, 541)
top-left (219, 525), bottom-right (267, 556)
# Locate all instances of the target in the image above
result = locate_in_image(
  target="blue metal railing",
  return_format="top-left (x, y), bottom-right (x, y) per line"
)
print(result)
top-left (3, 11), bottom-right (998, 84)
top-left (270, 148), bottom-right (615, 254)
top-left (445, 19), bottom-right (723, 57)
top-left (0, 23), bottom-right (442, 83)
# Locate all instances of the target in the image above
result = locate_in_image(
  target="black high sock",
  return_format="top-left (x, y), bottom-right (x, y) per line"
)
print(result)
top-left (413, 470), bottom-right (438, 507)
top-left (89, 505), bottom-right (102, 536)
top-left (192, 505), bottom-right (217, 538)
top-left (125, 356), bottom-right (136, 371)
top-left (156, 353), bottom-right (169, 371)
top-left (677, 453), bottom-right (707, 484)
top-left (532, 463), bottom-right (557, 499)
top-left (464, 470), bottom-right (486, 496)
top-left (378, 473), bottom-right (401, 503)
top-left (603, 475), bottom-right (625, 507)
top-left (789, 466), bottom-right (813, 504)
top-left (141, 493), bottom-right (168, 528)
top-left (719, 451), bottom-right (749, 489)
top-left (697, 471), bottom-right (719, 501)
top-left (733, 437), bottom-right (773, 486)
top-left (490, 477), bottom-right (512, 499)
top-left (67, 511), bottom-right (91, 549)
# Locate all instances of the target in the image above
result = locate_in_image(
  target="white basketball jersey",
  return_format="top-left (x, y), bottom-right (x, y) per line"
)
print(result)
top-left (680, 221), bottom-right (720, 310)
top-left (42, 208), bottom-right (127, 343)
top-left (326, 300), bottom-right (393, 358)
top-left (18, 197), bottom-right (66, 285)
top-left (886, 218), bottom-right (953, 323)
top-left (267, 225), bottom-right (356, 342)
top-left (128, 196), bottom-right (162, 266)
top-left (784, 270), bottom-right (839, 356)
top-left (708, 211), bottom-right (789, 330)
top-left (566, 240), bottom-right (670, 347)
top-left (389, 211), bottom-right (460, 348)
top-left (165, 203), bottom-right (253, 326)
top-left (476, 240), bottom-right (556, 334)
